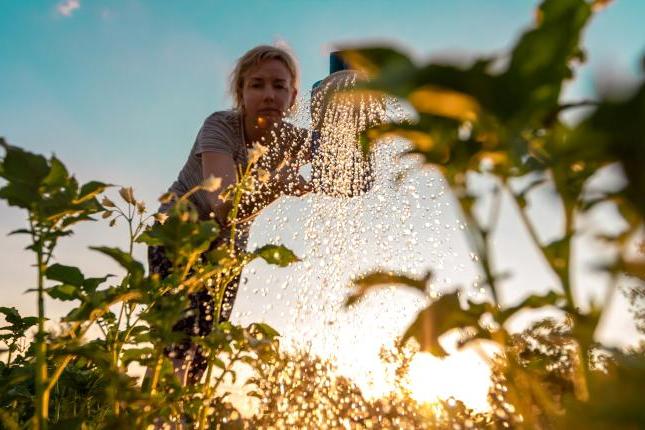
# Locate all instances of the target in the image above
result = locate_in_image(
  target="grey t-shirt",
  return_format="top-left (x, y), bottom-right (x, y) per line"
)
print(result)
top-left (159, 110), bottom-right (248, 220)
top-left (158, 110), bottom-right (255, 251)
top-left (158, 110), bottom-right (309, 251)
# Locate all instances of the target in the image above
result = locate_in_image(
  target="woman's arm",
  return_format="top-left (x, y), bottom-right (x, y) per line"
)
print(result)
top-left (201, 152), bottom-right (237, 224)
top-left (201, 152), bottom-right (309, 226)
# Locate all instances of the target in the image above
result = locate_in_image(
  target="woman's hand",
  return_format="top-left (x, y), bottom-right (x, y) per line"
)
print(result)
top-left (270, 161), bottom-right (311, 196)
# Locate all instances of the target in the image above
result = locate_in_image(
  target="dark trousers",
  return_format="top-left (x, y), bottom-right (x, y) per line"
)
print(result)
top-left (147, 245), bottom-right (239, 384)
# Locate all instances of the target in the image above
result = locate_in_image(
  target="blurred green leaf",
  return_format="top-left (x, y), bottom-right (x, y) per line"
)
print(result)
top-left (499, 291), bottom-right (565, 323)
top-left (82, 275), bottom-right (113, 294)
top-left (89, 246), bottom-right (145, 283)
top-left (0, 142), bottom-right (49, 187)
top-left (253, 244), bottom-right (299, 267)
top-left (250, 322), bottom-right (280, 339)
top-left (75, 181), bottom-right (109, 204)
top-left (346, 271), bottom-right (431, 306)
top-left (403, 292), bottom-right (481, 357)
top-left (46, 284), bottom-right (79, 301)
top-left (46, 263), bottom-right (84, 287)
top-left (42, 157), bottom-right (69, 188)
top-left (501, 0), bottom-right (592, 124)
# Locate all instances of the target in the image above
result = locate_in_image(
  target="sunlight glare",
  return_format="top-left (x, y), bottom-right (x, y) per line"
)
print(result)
top-left (406, 349), bottom-right (492, 412)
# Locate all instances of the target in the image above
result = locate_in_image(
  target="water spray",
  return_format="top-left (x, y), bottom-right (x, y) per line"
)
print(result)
top-left (309, 51), bottom-right (379, 197)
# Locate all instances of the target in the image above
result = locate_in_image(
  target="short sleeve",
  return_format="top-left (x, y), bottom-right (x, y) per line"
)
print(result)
top-left (194, 112), bottom-right (238, 157)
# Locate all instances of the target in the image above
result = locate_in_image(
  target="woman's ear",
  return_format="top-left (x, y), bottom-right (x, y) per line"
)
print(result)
top-left (290, 88), bottom-right (298, 108)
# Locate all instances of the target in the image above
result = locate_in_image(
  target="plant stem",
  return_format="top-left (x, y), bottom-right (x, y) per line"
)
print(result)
top-left (34, 234), bottom-right (48, 430)
top-left (561, 201), bottom-right (576, 309)
top-left (197, 361), bottom-right (215, 430)
top-left (45, 355), bottom-right (73, 393)
top-left (149, 354), bottom-right (164, 395)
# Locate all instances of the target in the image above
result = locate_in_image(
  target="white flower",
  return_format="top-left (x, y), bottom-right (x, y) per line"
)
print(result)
top-left (202, 175), bottom-right (222, 192)
top-left (248, 142), bottom-right (269, 165)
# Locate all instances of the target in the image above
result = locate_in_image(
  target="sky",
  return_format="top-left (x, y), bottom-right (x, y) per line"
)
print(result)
top-left (1, 0), bottom-right (644, 410)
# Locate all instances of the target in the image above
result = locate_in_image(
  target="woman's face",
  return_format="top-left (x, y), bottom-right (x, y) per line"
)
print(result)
top-left (241, 59), bottom-right (297, 129)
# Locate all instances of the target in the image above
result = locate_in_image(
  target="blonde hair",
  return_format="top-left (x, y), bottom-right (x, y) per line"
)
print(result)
top-left (229, 45), bottom-right (299, 110)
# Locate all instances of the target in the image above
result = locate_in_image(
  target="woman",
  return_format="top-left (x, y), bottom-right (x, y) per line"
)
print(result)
top-left (149, 45), bottom-right (310, 385)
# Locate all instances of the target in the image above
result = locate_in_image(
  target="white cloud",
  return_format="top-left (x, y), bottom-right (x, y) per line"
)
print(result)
top-left (57, 0), bottom-right (80, 17)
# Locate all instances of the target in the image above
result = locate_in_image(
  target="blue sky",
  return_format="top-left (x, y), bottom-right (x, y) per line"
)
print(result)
top-left (0, 1), bottom-right (644, 397)
top-left (1, 0), bottom-right (643, 177)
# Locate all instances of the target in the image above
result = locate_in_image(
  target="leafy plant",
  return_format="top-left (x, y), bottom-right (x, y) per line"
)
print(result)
top-left (0, 139), bottom-right (298, 429)
top-left (344, 0), bottom-right (645, 427)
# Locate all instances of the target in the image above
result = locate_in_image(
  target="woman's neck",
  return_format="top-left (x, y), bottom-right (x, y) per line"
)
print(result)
top-left (243, 114), bottom-right (271, 147)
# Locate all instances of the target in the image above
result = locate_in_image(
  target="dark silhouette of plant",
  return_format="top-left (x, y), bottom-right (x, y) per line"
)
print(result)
top-left (343, 0), bottom-right (645, 427)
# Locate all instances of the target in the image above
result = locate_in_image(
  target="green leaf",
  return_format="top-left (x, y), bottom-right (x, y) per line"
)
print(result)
top-left (82, 275), bottom-right (113, 293)
top-left (402, 291), bottom-right (480, 357)
top-left (75, 181), bottom-right (109, 204)
top-left (90, 246), bottom-right (145, 282)
top-left (121, 347), bottom-right (154, 366)
top-left (346, 271), bottom-right (431, 306)
top-left (0, 182), bottom-right (40, 209)
top-left (64, 289), bottom-right (142, 322)
top-left (501, 0), bottom-right (592, 123)
top-left (543, 236), bottom-right (570, 274)
top-left (212, 357), bottom-right (226, 369)
top-left (42, 156), bottom-right (69, 188)
top-left (250, 322), bottom-right (280, 339)
top-left (0, 307), bottom-right (21, 325)
top-left (46, 284), bottom-right (79, 301)
top-left (18, 316), bottom-right (38, 330)
top-left (341, 47), bottom-right (414, 72)
top-left (7, 228), bottom-right (31, 236)
top-left (45, 263), bottom-right (84, 287)
top-left (253, 244), bottom-right (299, 267)
top-left (0, 143), bottom-right (49, 186)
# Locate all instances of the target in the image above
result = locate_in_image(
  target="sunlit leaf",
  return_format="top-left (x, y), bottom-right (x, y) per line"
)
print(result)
top-left (75, 181), bottom-right (109, 204)
top-left (340, 47), bottom-right (414, 77)
top-left (253, 244), bottom-right (299, 267)
top-left (250, 322), bottom-right (280, 339)
top-left (409, 85), bottom-right (480, 121)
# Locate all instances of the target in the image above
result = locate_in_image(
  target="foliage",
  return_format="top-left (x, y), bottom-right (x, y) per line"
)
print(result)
top-left (2, 0), bottom-right (644, 428)
top-left (0, 141), bottom-right (295, 429)
top-left (343, 0), bottom-right (645, 428)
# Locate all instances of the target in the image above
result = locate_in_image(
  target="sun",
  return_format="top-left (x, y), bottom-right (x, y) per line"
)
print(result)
top-left (405, 347), bottom-right (493, 412)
